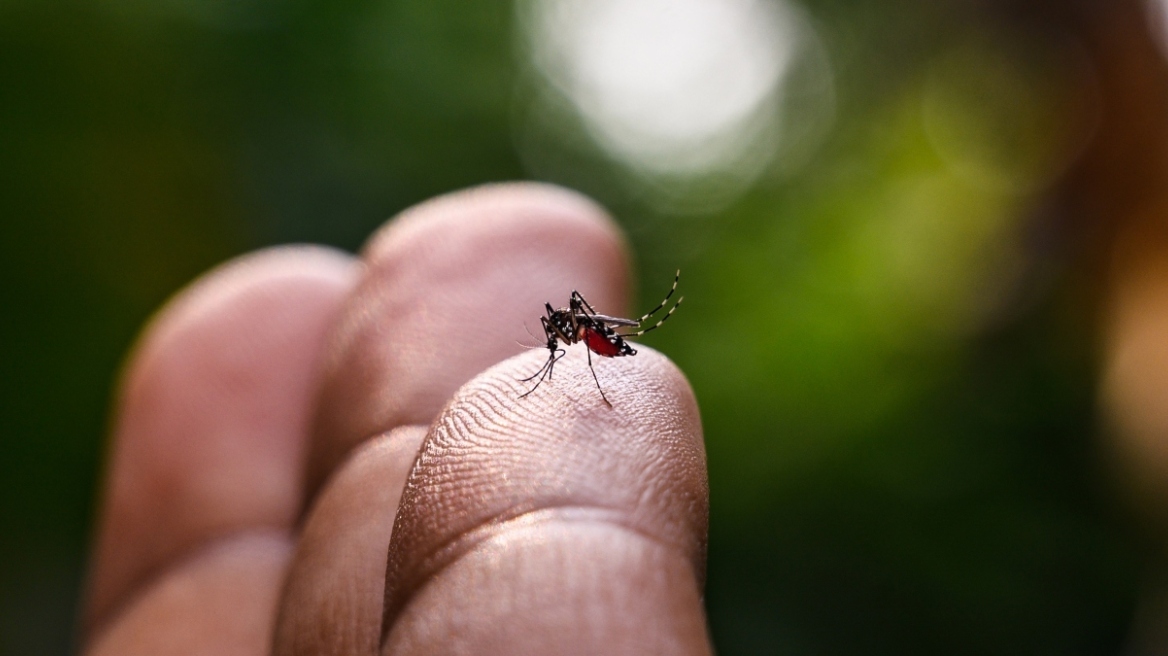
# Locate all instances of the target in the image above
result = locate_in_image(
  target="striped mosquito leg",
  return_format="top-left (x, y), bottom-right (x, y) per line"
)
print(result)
top-left (633, 270), bottom-right (680, 324)
top-left (620, 296), bottom-right (683, 338)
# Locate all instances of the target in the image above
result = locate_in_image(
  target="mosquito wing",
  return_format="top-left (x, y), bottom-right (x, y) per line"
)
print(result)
top-left (584, 313), bottom-right (641, 327)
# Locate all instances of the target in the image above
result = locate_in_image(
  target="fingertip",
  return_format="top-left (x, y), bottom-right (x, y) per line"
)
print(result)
top-left (361, 182), bottom-right (623, 265)
top-left (382, 346), bottom-right (708, 648)
top-left (88, 245), bottom-right (360, 636)
top-left (128, 245), bottom-right (358, 367)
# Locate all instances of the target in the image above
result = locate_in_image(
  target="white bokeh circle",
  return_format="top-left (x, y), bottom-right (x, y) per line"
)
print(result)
top-left (526, 0), bottom-right (800, 176)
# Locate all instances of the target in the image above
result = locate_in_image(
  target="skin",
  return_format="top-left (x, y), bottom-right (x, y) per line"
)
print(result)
top-left (81, 182), bottom-right (712, 656)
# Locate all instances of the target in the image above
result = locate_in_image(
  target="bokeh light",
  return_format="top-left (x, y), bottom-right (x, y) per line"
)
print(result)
top-left (922, 36), bottom-right (1098, 195)
top-left (516, 0), bottom-right (833, 211)
top-left (527, 0), bottom-right (791, 175)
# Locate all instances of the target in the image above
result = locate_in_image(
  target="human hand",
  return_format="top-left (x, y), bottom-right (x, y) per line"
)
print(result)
top-left (80, 183), bottom-right (712, 655)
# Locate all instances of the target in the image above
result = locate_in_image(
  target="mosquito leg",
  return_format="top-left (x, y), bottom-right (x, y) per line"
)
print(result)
top-left (519, 357), bottom-right (553, 397)
top-left (632, 270), bottom-right (680, 324)
top-left (571, 290), bottom-right (599, 316)
top-left (619, 296), bottom-right (684, 338)
top-left (585, 345), bottom-right (611, 406)
top-left (519, 352), bottom-right (554, 383)
top-left (519, 348), bottom-right (565, 398)
top-left (546, 348), bottom-right (565, 380)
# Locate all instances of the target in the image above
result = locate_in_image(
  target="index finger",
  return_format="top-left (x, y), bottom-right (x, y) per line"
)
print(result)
top-left (304, 183), bottom-right (630, 501)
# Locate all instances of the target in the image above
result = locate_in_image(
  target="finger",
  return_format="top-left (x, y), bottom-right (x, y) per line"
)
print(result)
top-left (1098, 212), bottom-right (1168, 650)
top-left (86, 533), bottom-right (291, 656)
top-left (305, 182), bottom-right (629, 501)
top-left (85, 246), bottom-right (359, 638)
top-left (1101, 216), bottom-right (1168, 513)
top-left (1101, 257), bottom-right (1168, 507)
top-left (273, 426), bottom-right (427, 656)
top-left (381, 347), bottom-right (711, 655)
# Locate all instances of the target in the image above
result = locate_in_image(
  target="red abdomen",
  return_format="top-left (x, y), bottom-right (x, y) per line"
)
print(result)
top-left (583, 327), bottom-right (622, 357)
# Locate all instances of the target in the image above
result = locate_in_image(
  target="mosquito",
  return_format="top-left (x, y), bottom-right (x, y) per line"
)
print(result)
top-left (519, 270), bottom-right (683, 405)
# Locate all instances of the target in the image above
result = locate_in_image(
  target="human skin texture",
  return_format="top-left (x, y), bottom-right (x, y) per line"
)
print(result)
top-left (82, 182), bottom-right (712, 656)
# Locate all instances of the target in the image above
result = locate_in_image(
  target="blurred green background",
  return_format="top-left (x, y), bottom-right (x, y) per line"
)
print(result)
top-left (1, 0), bottom-right (1161, 653)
